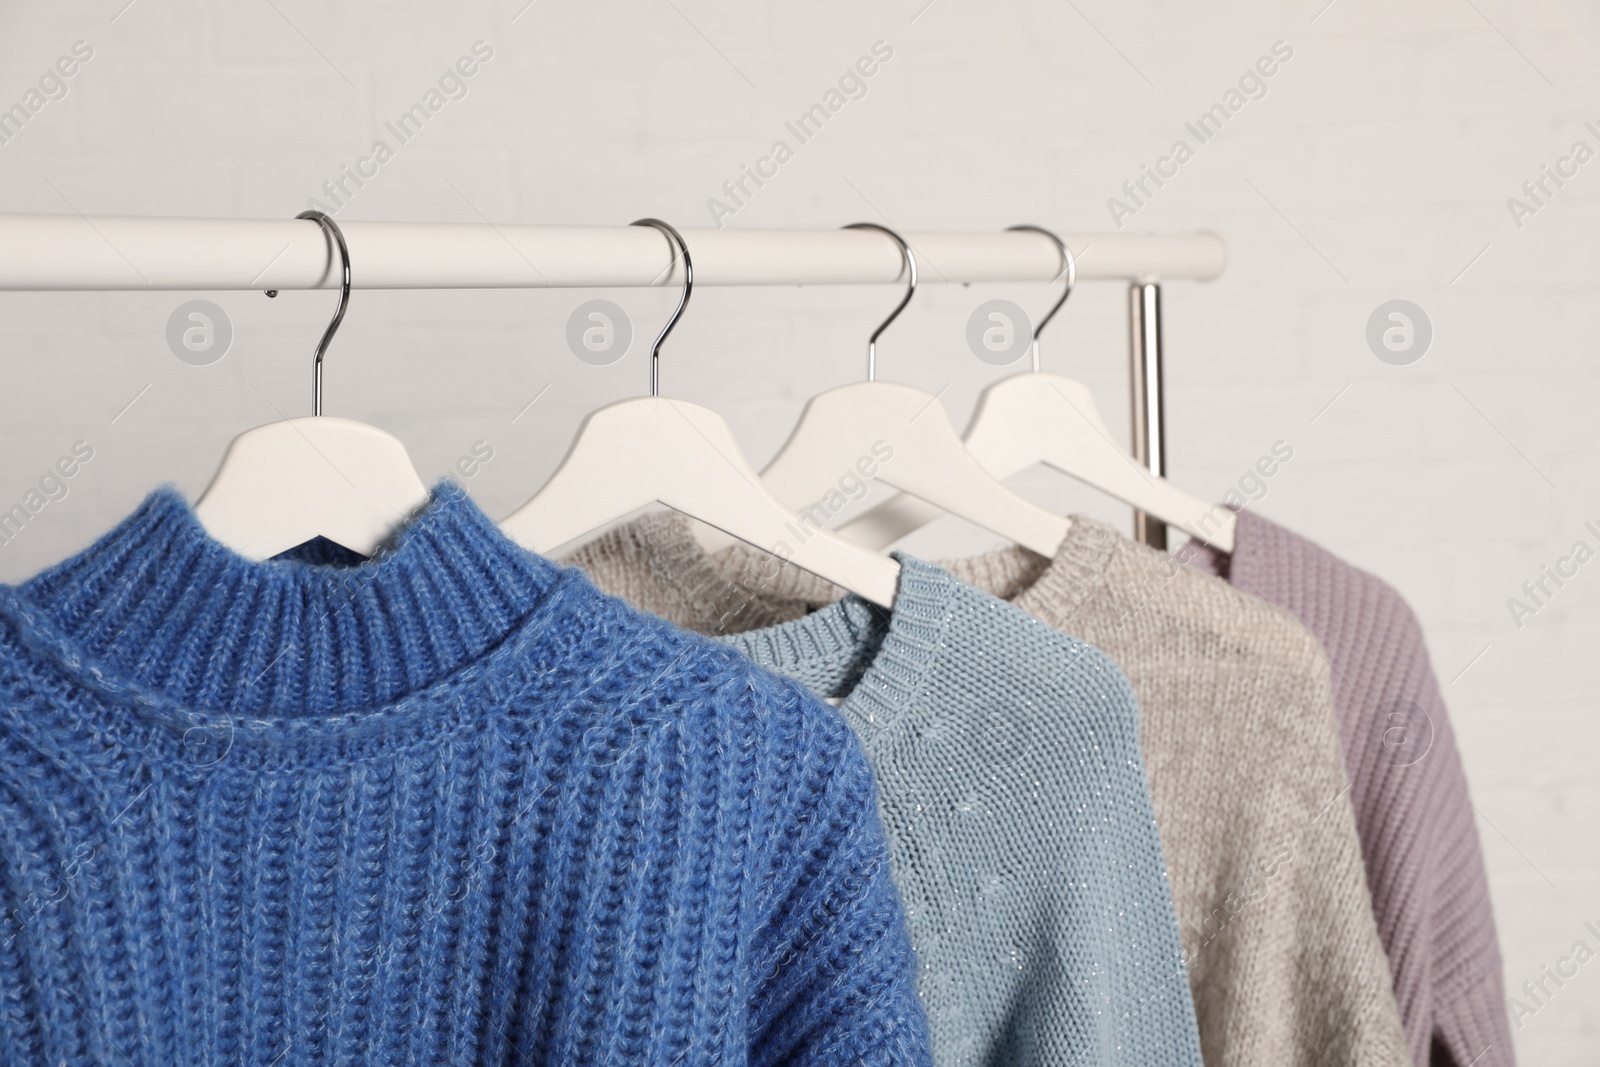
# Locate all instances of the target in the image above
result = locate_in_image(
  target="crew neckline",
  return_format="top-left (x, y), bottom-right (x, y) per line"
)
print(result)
top-left (578, 510), bottom-right (845, 634)
top-left (0, 481), bottom-right (586, 769)
top-left (724, 554), bottom-right (962, 745)
top-left (930, 513), bottom-right (1124, 625)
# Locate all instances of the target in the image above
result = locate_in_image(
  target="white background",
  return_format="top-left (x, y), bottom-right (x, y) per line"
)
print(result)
top-left (0, 0), bottom-right (1596, 1061)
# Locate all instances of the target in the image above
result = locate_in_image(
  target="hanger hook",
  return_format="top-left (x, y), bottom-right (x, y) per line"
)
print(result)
top-left (844, 222), bottom-right (916, 382)
top-left (1006, 224), bottom-right (1075, 373)
top-left (288, 209), bottom-right (352, 417)
top-left (630, 218), bottom-right (693, 398)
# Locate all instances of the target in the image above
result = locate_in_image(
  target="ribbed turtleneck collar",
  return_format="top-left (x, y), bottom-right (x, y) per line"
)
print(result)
top-left (11, 480), bottom-right (562, 719)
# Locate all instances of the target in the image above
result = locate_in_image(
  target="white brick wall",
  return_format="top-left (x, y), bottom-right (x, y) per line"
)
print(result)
top-left (0, 0), bottom-right (1595, 1060)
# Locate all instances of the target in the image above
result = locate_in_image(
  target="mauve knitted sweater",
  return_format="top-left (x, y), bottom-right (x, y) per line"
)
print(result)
top-left (569, 518), bottom-right (1207, 1067)
top-left (0, 484), bottom-right (932, 1067)
top-left (1187, 507), bottom-right (1512, 1067)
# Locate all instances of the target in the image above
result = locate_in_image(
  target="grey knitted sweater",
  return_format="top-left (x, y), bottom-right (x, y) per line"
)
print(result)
top-left (568, 513), bottom-right (1410, 1067)
top-left (572, 518), bottom-right (1205, 1067)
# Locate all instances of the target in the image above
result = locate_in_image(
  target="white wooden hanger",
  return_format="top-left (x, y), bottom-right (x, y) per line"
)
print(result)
top-left (500, 219), bottom-right (900, 608)
top-left (194, 211), bottom-right (430, 560)
top-left (753, 223), bottom-right (1070, 557)
top-left (838, 226), bottom-right (1235, 553)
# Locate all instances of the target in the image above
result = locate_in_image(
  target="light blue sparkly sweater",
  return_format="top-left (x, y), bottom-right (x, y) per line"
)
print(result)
top-left (0, 483), bottom-right (931, 1067)
top-left (725, 558), bottom-right (1204, 1067)
top-left (565, 514), bottom-right (1205, 1067)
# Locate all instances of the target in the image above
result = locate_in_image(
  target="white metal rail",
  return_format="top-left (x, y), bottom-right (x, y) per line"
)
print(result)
top-left (0, 215), bottom-right (1223, 290)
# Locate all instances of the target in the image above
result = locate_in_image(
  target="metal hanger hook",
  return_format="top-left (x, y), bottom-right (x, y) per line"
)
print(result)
top-left (844, 222), bottom-right (916, 382)
top-left (285, 209), bottom-right (352, 416)
top-left (1006, 224), bottom-right (1075, 373)
top-left (630, 218), bottom-right (693, 398)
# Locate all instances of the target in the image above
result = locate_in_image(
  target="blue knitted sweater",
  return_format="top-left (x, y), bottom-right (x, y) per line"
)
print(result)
top-left (0, 483), bottom-right (931, 1067)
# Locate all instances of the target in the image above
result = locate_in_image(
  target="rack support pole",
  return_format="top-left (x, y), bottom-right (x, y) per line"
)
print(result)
top-left (1128, 281), bottom-right (1167, 550)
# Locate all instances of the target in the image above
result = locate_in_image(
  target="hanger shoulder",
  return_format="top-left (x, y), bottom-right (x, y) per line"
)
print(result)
top-left (195, 416), bottom-right (431, 560)
top-left (502, 397), bottom-right (900, 607)
top-left (500, 401), bottom-right (658, 553)
top-left (963, 372), bottom-right (1105, 480)
top-left (838, 373), bottom-right (1237, 554)
top-left (966, 373), bottom-right (1235, 551)
top-left (760, 381), bottom-right (1070, 556)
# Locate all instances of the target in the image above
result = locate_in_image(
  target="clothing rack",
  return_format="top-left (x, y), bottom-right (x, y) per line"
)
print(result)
top-left (0, 213), bottom-right (1225, 546)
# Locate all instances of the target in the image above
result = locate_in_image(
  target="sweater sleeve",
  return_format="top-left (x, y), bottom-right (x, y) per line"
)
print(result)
top-left (743, 675), bottom-right (932, 1067)
top-left (1269, 658), bottom-right (1415, 1067)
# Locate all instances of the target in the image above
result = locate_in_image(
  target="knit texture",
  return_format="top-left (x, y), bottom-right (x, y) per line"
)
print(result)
top-left (569, 513), bottom-right (1412, 1067)
top-left (0, 484), bottom-right (932, 1067)
top-left (1187, 507), bottom-right (1512, 1067)
top-left (569, 517), bottom-right (1205, 1067)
